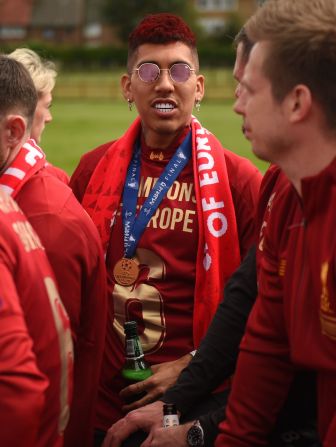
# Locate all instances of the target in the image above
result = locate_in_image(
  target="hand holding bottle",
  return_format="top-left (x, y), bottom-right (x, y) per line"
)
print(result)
top-left (121, 321), bottom-right (153, 406)
top-left (120, 353), bottom-right (193, 413)
top-left (102, 401), bottom-right (164, 447)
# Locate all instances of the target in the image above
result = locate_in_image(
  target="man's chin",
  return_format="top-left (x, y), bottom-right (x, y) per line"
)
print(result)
top-left (251, 145), bottom-right (272, 163)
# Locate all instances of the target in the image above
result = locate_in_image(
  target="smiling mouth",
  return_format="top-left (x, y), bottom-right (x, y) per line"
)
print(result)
top-left (154, 103), bottom-right (175, 113)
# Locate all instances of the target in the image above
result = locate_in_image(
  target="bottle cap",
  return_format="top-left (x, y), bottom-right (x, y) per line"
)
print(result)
top-left (163, 403), bottom-right (177, 415)
top-left (124, 321), bottom-right (138, 337)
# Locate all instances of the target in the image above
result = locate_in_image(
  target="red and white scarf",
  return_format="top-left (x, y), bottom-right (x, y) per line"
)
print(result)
top-left (83, 117), bottom-right (241, 346)
top-left (0, 139), bottom-right (46, 198)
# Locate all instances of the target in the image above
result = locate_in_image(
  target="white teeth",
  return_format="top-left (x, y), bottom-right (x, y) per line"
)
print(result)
top-left (154, 103), bottom-right (174, 112)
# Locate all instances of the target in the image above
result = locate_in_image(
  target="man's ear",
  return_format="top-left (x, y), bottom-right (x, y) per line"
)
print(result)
top-left (287, 84), bottom-right (312, 124)
top-left (196, 74), bottom-right (205, 102)
top-left (121, 73), bottom-right (133, 101)
top-left (5, 115), bottom-right (27, 147)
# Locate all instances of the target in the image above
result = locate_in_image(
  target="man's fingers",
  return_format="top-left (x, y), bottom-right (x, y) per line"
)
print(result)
top-left (120, 377), bottom-right (151, 398)
top-left (140, 432), bottom-right (153, 447)
top-left (122, 392), bottom-right (154, 413)
top-left (102, 417), bottom-right (138, 447)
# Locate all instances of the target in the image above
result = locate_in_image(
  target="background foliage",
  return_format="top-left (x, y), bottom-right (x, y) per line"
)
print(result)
top-left (102, 0), bottom-right (200, 42)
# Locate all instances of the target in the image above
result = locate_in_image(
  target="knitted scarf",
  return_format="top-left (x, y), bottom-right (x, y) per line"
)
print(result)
top-left (82, 117), bottom-right (241, 346)
top-left (0, 139), bottom-right (46, 198)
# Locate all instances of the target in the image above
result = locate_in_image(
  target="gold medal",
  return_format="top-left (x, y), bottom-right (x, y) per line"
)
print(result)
top-left (113, 257), bottom-right (139, 286)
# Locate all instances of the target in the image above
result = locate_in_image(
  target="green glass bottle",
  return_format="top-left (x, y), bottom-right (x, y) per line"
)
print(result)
top-left (122, 321), bottom-right (152, 384)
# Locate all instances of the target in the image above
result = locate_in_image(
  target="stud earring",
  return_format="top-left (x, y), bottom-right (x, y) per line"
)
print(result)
top-left (195, 99), bottom-right (201, 112)
top-left (127, 99), bottom-right (133, 112)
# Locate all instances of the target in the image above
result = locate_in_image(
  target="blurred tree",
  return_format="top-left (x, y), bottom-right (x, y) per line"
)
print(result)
top-left (102, 0), bottom-right (200, 43)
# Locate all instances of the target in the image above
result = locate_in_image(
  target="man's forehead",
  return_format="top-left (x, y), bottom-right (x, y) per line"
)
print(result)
top-left (135, 42), bottom-right (192, 59)
top-left (233, 43), bottom-right (247, 81)
top-left (248, 42), bottom-right (263, 68)
top-left (243, 42), bottom-right (268, 81)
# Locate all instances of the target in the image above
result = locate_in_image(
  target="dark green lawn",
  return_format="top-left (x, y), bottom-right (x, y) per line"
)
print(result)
top-left (41, 99), bottom-right (268, 175)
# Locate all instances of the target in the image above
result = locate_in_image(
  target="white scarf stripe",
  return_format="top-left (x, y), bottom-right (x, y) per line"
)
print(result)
top-left (4, 167), bottom-right (26, 180)
top-left (0, 139), bottom-right (46, 197)
top-left (0, 184), bottom-right (15, 195)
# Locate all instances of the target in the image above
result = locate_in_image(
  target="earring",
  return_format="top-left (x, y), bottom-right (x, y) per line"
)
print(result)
top-left (195, 99), bottom-right (201, 112)
top-left (127, 99), bottom-right (133, 112)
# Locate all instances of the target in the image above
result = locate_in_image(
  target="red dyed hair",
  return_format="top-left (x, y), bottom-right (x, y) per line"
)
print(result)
top-left (127, 13), bottom-right (199, 70)
top-left (129, 13), bottom-right (196, 50)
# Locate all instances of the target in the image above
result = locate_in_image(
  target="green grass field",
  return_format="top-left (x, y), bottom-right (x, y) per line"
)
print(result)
top-left (42, 98), bottom-right (269, 176)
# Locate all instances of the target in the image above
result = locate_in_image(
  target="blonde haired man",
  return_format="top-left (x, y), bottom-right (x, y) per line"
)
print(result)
top-left (9, 48), bottom-right (56, 144)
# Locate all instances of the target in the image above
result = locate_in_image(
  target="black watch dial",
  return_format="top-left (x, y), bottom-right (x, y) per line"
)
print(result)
top-left (187, 423), bottom-right (204, 446)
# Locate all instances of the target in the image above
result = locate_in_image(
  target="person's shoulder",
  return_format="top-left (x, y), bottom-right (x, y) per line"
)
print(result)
top-left (76, 140), bottom-right (114, 173)
top-left (222, 148), bottom-right (262, 200)
top-left (260, 164), bottom-right (285, 191)
top-left (70, 140), bottom-right (115, 202)
top-left (16, 170), bottom-right (81, 221)
top-left (223, 148), bottom-right (261, 179)
top-left (44, 163), bottom-right (70, 184)
top-left (17, 171), bottom-right (102, 244)
top-left (259, 165), bottom-right (290, 211)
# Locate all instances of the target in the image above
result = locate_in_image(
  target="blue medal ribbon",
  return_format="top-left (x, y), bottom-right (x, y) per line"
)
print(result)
top-left (122, 131), bottom-right (192, 258)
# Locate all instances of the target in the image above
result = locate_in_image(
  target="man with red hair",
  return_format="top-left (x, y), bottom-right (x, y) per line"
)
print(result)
top-left (70, 13), bottom-right (261, 445)
top-left (99, 25), bottom-right (318, 447)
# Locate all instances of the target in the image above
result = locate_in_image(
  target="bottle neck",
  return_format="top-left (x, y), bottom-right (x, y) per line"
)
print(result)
top-left (125, 336), bottom-right (144, 360)
top-left (163, 405), bottom-right (179, 428)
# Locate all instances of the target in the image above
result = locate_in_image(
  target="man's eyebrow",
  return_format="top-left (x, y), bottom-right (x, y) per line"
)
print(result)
top-left (135, 59), bottom-right (192, 67)
top-left (240, 76), bottom-right (252, 91)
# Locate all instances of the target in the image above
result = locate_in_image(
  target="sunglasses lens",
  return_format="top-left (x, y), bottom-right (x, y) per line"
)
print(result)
top-left (170, 64), bottom-right (192, 82)
top-left (138, 63), bottom-right (160, 82)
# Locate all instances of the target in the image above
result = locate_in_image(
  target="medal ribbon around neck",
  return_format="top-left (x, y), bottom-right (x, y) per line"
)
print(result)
top-left (123, 130), bottom-right (192, 258)
top-left (114, 131), bottom-right (192, 286)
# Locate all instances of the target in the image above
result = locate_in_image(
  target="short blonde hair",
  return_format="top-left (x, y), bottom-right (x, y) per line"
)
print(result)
top-left (8, 48), bottom-right (57, 97)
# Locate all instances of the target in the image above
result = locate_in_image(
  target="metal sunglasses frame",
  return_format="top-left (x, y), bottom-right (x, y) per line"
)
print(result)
top-left (132, 62), bottom-right (196, 83)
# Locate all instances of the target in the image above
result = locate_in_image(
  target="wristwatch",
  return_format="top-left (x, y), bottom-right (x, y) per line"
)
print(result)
top-left (187, 420), bottom-right (204, 446)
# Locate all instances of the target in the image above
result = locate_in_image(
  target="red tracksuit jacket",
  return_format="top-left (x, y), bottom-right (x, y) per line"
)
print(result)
top-left (217, 159), bottom-right (336, 446)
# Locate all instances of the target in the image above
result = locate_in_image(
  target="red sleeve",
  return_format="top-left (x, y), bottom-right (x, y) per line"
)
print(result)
top-left (215, 215), bottom-right (296, 446)
top-left (70, 141), bottom-right (113, 202)
top-left (0, 262), bottom-right (48, 447)
top-left (324, 415), bottom-right (336, 447)
top-left (15, 175), bottom-right (107, 447)
top-left (26, 203), bottom-right (107, 447)
top-left (225, 150), bottom-right (263, 259)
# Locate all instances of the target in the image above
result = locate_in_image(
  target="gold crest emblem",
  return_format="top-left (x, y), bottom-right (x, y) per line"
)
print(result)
top-left (320, 261), bottom-right (336, 340)
top-left (278, 259), bottom-right (287, 277)
top-left (150, 151), bottom-right (164, 161)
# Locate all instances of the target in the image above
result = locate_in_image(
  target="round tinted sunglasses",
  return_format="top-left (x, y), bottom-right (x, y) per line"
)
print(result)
top-left (133, 62), bottom-right (196, 83)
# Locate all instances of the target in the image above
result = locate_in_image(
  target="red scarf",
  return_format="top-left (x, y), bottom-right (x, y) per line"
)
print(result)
top-left (0, 139), bottom-right (46, 198)
top-left (83, 117), bottom-right (241, 346)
